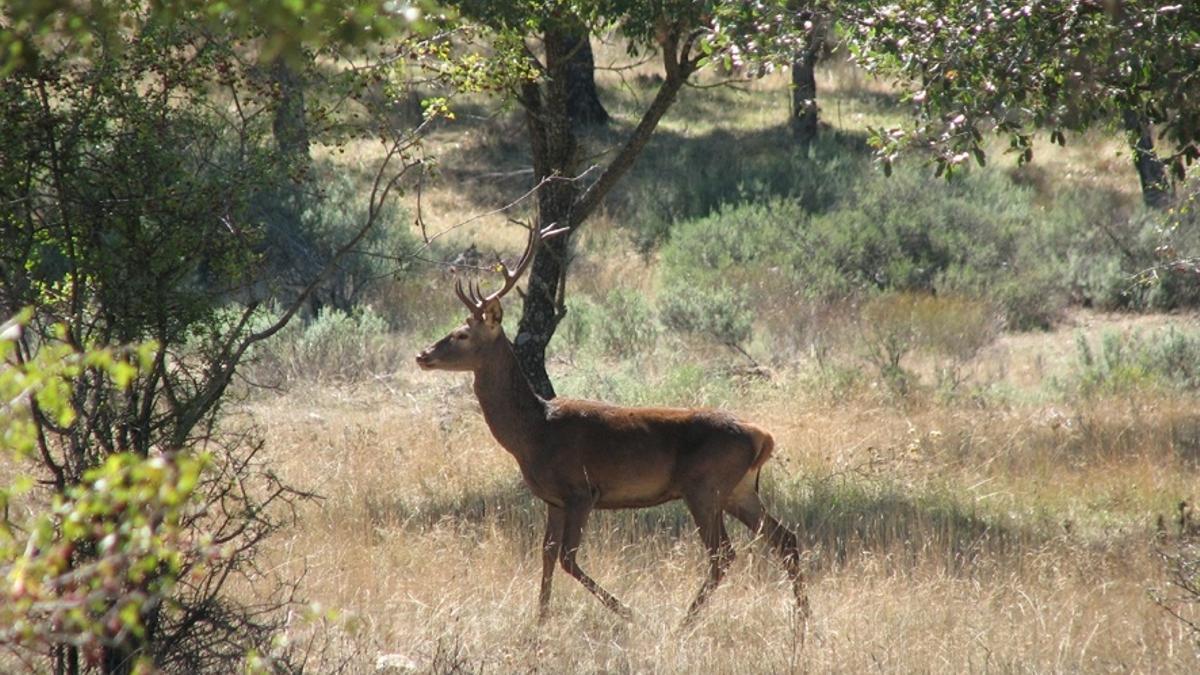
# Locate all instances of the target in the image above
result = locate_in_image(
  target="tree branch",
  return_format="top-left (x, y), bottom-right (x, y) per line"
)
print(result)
top-left (570, 42), bottom-right (695, 228)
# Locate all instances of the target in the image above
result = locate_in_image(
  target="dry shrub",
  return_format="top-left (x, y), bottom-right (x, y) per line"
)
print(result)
top-left (858, 292), bottom-right (999, 397)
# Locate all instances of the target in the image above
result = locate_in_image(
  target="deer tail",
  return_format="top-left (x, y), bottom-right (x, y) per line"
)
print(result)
top-left (748, 427), bottom-right (775, 494)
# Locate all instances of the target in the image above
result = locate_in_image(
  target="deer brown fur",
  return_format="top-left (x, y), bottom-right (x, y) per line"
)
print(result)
top-left (416, 226), bottom-right (808, 623)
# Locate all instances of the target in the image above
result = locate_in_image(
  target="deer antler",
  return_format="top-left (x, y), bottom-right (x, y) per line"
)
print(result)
top-left (456, 223), bottom-right (568, 318)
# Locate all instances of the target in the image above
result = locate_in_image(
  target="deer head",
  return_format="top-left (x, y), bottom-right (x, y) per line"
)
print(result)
top-left (415, 224), bottom-right (565, 372)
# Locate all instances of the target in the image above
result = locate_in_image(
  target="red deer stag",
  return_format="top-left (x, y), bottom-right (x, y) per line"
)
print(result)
top-left (415, 225), bottom-right (809, 623)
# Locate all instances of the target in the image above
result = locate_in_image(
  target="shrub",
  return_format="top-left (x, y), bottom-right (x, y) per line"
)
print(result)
top-left (556, 294), bottom-right (602, 355)
top-left (1073, 325), bottom-right (1200, 395)
top-left (597, 288), bottom-right (659, 357)
top-left (658, 165), bottom-right (1080, 338)
top-left (857, 292), bottom-right (1000, 397)
top-left (619, 131), bottom-right (870, 252)
top-left (256, 162), bottom-right (417, 313)
top-left (252, 305), bottom-right (400, 383)
top-left (660, 283), bottom-right (754, 348)
top-left (857, 293), bottom-right (921, 397)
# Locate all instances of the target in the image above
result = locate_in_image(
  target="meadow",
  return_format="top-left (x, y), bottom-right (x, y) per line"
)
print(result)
top-left (245, 310), bottom-right (1200, 673)
top-left (228, 56), bottom-right (1200, 671)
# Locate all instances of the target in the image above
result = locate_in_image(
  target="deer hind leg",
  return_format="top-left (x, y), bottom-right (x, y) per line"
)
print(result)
top-left (559, 498), bottom-right (633, 620)
top-left (727, 486), bottom-right (810, 620)
top-left (538, 504), bottom-right (565, 622)
top-left (682, 491), bottom-right (736, 625)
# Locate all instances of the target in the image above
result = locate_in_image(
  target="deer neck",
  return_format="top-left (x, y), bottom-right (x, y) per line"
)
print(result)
top-left (472, 336), bottom-right (548, 462)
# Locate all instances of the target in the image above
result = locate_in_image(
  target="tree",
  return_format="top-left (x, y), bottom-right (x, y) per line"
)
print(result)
top-left (0, 0), bottom-right (419, 77)
top-left (0, 2), bottom-right (430, 671)
top-left (843, 0), bottom-right (1200, 206)
top-left (791, 13), bottom-right (829, 145)
top-left (449, 1), bottom-right (807, 397)
top-left (565, 28), bottom-right (611, 127)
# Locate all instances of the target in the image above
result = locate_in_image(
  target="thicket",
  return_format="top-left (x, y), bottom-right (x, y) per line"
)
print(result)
top-left (652, 152), bottom-right (1200, 342)
top-left (0, 7), bottom-right (425, 672)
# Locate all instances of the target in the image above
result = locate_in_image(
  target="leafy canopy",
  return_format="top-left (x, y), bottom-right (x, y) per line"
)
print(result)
top-left (843, 0), bottom-right (1200, 177)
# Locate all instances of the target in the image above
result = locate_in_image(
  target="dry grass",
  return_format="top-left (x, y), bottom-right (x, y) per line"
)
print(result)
top-left (172, 43), bottom-right (1198, 671)
top-left (242, 312), bottom-right (1200, 673)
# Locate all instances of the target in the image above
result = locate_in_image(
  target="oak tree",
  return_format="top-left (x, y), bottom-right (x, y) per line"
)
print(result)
top-left (844, 0), bottom-right (1200, 207)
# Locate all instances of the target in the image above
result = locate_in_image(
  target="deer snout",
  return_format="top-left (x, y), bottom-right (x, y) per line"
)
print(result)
top-left (415, 349), bottom-right (435, 369)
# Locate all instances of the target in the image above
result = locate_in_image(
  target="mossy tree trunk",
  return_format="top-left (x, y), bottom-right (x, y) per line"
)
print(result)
top-left (514, 23), bottom-right (701, 398)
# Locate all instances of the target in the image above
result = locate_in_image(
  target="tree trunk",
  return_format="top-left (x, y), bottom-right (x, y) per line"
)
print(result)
top-left (271, 58), bottom-right (311, 169)
top-left (790, 18), bottom-right (826, 146)
top-left (1123, 109), bottom-right (1172, 209)
top-left (790, 53), bottom-right (818, 144)
top-left (513, 25), bottom-right (697, 397)
top-left (269, 56), bottom-right (323, 312)
top-left (564, 29), bottom-right (609, 128)
top-left (515, 29), bottom-right (580, 399)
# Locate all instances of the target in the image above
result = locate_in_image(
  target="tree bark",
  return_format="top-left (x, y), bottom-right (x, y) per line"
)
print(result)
top-left (790, 17), bottom-right (826, 146)
top-left (271, 58), bottom-right (311, 168)
top-left (513, 26), bottom-right (698, 398)
top-left (514, 30), bottom-right (580, 399)
top-left (790, 53), bottom-right (818, 144)
top-left (1122, 109), bottom-right (1172, 209)
top-left (564, 29), bottom-right (609, 127)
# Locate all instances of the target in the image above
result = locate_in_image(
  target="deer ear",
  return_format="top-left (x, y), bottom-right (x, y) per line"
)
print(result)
top-left (482, 298), bottom-right (503, 326)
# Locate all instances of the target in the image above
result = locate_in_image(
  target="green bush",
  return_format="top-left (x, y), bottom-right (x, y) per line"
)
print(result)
top-left (556, 294), bottom-right (602, 355)
top-left (856, 292), bottom-right (999, 397)
top-left (660, 284), bottom-right (754, 347)
top-left (621, 131), bottom-right (871, 251)
top-left (597, 288), bottom-right (659, 357)
top-left (252, 305), bottom-right (400, 383)
top-left (1073, 325), bottom-right (1200, 395)
top-left (256, 162), bottom-right (416, 312)
top-left (658, 165), bottom-right (1079, 337)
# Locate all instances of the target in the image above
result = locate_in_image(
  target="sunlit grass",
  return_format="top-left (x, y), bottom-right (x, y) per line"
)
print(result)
top-left (239, 309), bottom-right (1200, 672)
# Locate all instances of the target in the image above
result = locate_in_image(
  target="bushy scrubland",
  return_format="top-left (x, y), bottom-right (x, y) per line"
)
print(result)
top-left (226, 70), bottom-right (1200, 674)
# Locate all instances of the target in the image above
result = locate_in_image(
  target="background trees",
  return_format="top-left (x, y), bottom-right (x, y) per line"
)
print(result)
top-left (448, 0), bottom-right (809, 396)
top-left (843, 0), bottom-right (1200, 207)
top-left (2, 1), bottom-right (1198, 670)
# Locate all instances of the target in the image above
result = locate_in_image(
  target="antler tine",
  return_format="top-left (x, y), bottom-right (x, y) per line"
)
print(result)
top-left (454, 276), bottom-right (484, 318)
top-left (480, 223), bottom-right (568, 305)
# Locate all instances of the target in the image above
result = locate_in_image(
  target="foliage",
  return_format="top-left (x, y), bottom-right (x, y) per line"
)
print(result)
top-left (0, 0), bottom-right (437, 77)
top-left (624, 132), bottom-right (872, 251)
top-left (844, 0), bottom-right (1200, 180)
top-left (855, 293), bottom-right (999, 398)
top-left (556, 295), bottom-right (602, 356)
top-left (250, 305), bottom-right (401, 384)
top-left (660, 283), bottom-right (754, 349)
top-left (597, 288), bottom-right (659, 357)
top-left (0, 3), bottom-right (425, 671)
top-left (255, 162), bottom-right (416, 313)
top-left (658, 165), bottom-right (1082, 329)
top-left (1, 315), bottom-right (203, 672)
top-left (1072, 325), bottom-right (1200, 395)
top-left (856, 293), bottom-right (920, 397)
top-left (1128, 183), bottom-right (1200, 308)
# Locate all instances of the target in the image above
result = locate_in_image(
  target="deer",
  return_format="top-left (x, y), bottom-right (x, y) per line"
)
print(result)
top-left (415, 224), bottom-right (809, 625)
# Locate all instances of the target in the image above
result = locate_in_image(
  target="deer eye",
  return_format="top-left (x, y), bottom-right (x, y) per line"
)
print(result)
top-left (454, 333), bottom-right (467, 340)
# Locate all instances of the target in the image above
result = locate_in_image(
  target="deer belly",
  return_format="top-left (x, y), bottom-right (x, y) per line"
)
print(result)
top-left (594, 474), bottom-right (678, 509)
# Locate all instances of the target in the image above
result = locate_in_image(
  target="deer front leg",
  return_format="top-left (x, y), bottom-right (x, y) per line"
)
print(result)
top-left (538, 504), bottom-right (565, 622)
top-left (559, 498), bottom-right (633, 620)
